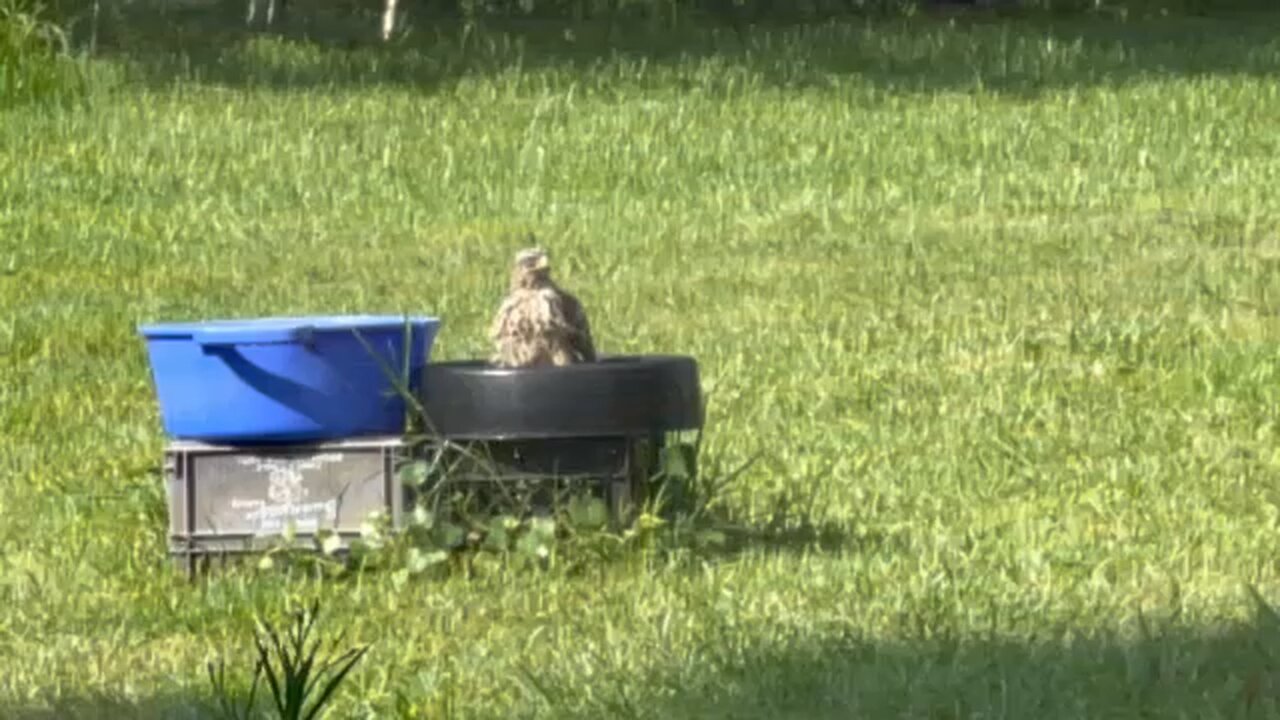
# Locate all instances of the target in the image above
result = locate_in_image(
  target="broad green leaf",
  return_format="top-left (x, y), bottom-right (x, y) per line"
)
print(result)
top-left (483, 520), bottom-right (510, 552)
top-left (321, 533), bottom-right (343, 556)
top-left (515, 531), bottom-right (545, 560)
top-left (412, 504), bottom-right (434, 529)
top-left (407, 547), bottom-right (448, 574)
top-left (399, 460), bottom-right (430, 487)
top-left (568, 496), bottom-right (609, 530)
top-left (438, 522), bottom-right (466, 548)
top-left (529, 516), bottom-right (557, 543)
top-left (391, 569), bottom-right (409, 590)
top-left (662, 442), bottom-right (698, 481)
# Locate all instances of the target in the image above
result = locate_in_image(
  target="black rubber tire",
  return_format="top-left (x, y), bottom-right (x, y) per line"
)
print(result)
top-left (416, 355), bottom-right (703, 440)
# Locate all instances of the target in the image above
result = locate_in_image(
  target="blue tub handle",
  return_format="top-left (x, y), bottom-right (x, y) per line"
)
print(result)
top-left (193, 326), bottom-right (316, 347)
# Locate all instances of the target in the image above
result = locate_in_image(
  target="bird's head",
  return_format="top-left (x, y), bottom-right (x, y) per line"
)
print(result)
top-left (512, 247), bottom-right (551, 288)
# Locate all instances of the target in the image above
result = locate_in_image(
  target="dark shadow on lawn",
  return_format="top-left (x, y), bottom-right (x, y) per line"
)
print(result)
top-left (526, 593), bottom-right (1280, 719)
top-left (81, 2), bottom-right (1280, 98)
top-left (9, 603), bottom-right (1280, 719)
top-left (10, 615), bottom-right (1280, 719)
top-left (0, 691), bottom-right (219, 720)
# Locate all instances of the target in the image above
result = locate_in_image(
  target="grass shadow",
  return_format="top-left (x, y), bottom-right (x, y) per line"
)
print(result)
top-left (707, 517), bottom-right (852, 556)
top-left (69, 1), bottom-right (1280, 98)
top-left (528, 590), bottom-right (1280, 719)
top-left (650, 443), bottom-right (860, 562)
top-left (751, 10), bottom-right (1280, 98)
top-left (0, 691), bottom-right (220, 720)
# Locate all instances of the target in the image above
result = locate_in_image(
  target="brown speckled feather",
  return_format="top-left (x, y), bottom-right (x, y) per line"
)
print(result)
top-left (554, 285), bottom-right (596, 363)
top-left (490, 248), bottom-right (596, 368)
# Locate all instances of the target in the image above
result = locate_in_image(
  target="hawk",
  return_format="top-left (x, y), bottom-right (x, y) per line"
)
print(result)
top-left (489, 246), bottom-right (597, 369)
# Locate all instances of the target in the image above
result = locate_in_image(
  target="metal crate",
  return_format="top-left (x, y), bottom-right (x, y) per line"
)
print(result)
top-left (416, 435), bottom-right (662, 527)
top-left (164, 436), bottom-right (412, 574)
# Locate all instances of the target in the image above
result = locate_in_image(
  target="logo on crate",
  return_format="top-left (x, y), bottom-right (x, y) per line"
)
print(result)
top-left (234, 453), bottom-right (345, 504)
top-left (230, 453), bottom-right (347, 534)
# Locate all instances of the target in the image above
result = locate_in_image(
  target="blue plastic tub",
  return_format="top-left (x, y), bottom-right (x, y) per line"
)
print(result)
top-left (138, 315), bottom-right (441, 443)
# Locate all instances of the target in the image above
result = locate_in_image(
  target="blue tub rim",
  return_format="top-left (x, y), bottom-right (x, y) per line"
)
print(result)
top-left (138, 314), bottom-right (442, 345)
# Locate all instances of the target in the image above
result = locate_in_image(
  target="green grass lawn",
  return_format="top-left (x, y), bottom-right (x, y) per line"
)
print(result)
top-left (3, 6), bottom-right (1280, 718)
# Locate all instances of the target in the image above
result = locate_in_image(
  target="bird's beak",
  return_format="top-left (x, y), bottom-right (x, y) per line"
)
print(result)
top-left (535, 255), bottom-right (550, 270)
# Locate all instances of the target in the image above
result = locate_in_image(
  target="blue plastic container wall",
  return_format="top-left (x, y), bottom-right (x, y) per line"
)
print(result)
top-left (138, 315), bottom-right (441, 443)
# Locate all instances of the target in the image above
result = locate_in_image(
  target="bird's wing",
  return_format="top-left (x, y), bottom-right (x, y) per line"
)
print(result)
top-left (555, 288), bottom-right (596, 361)
top-left (490, 293), bottom-right (520, 342)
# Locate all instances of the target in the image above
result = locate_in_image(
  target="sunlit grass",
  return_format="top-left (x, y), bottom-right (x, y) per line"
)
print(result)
top-left (2, 7), bottom-right (1280, 718)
